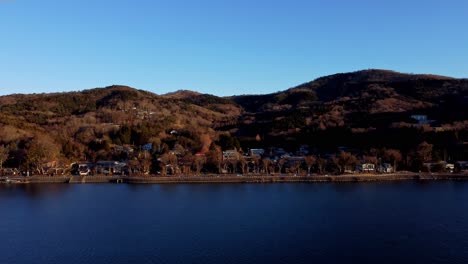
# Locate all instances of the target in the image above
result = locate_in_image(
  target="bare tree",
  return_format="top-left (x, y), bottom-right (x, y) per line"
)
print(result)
top-left (330, 156), bottom-right (341, 174)
top-left (290, 161), bottom-right (302, 175)
top-left (338, 151), bottom-right (358, 174)
top-left (408, 142), bottom-right (433, 171)
top-left (238, 155), bottom-right (248, 174)
top-left (304, 155), bottom-right (316, 175)
top-left (363, 155), bottom-right (378, 165)
top-left (417, 142), bottom-right (433, 163)
top-left (139, 151), bottom-right (152, 175)
top-left (179, 152), bottom-right (193, 175)
top-left (0, 145), bottom-right (8, 173)
top-left (26, 137), bottom-right (60, 175)
top-left (160, 153), bottom-right (177, 175)
top-left (228, 158), bottom-right (238, 174)
top-left (316, 158), bottom-right (327, 174)
top-left (128, 158), bottom-right (140, 176)
top-left (173, 143), bottom-right (186, 156)
top-left (222, 159), bottom-right (230, 174)
top-left (262, 158), bottom-right (271, 174)
top-left (383, 149), bottom-right (402, 172)
top-left (207, 145), bottom-right (222, 173)
top-left (194, 155), bottom-right (206, 175)
top-left (252, 155), bottom-right (261, 174)
top-left (277, 158), bottom-right (286, 174)
top-left (199, 134), bottom-right (212, 154)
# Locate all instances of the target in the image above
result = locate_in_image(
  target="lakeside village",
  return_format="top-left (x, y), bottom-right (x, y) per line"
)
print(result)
top-left (0, 114), bottom-right (467, 178)
top-left (1, 136), bottom-right (467, 178)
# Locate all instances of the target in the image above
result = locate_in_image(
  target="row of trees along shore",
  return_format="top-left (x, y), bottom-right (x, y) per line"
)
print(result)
top-left (0, 139), bottom-right (457, 176)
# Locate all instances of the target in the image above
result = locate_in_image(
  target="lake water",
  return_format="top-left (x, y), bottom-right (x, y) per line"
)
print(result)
top-left (1, 182), bottom-right (468, 264)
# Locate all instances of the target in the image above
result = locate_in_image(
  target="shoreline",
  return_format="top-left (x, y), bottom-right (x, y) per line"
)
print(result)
top-left (1, 173), bottom-right (468, 184)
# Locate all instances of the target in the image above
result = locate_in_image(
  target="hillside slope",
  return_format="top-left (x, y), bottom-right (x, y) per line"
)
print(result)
top-left (229, 69), bottom-right (468, 152)
top-left (0, 85), bottom-right (242, 164)
top-left (0, 69), bottom-right (467, 170)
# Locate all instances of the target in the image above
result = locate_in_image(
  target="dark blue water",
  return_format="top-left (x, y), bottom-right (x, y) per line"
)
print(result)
top-left (1, 182), bottom-right (468, 264)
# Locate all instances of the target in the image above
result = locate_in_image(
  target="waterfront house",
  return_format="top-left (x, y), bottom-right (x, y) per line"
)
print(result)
top-left (410, 114), bottom-right (435, 125)
top-left (358, 163), bottom-right (376, 173)
top-left (455, 161), bottom-right (468, 173)
top-left (95, 161), bottom-right (127, 175)
top-left (422, 161), bottom-right (454, 173)
top-left (249, 148), bottom-right (265, 157)
top-left (378, 163), bottom-right (394, 173)
top-left (142, 143), bottom-right (153, 151)
top-left (411, 114), bottom-right (428, 124)
top-left (1, 168), bottom-right (19, 176)
top-left (113, 145), bottom-right (134, 154)
top-left (446, 163), bottom-right (455, 173)
top-left (223, 150), bottom-right (239, 161)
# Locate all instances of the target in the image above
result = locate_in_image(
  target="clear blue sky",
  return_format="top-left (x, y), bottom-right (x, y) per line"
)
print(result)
top-left (1, 0), bottom-right (467, 96)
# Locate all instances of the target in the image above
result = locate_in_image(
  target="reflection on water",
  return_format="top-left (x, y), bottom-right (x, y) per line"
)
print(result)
top-left (1, 182), bottom-right (468, 264)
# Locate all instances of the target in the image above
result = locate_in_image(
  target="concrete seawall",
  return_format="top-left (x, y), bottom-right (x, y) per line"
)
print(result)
top-left (1, 175), bottom-right (123, 184)
top-left (28, 176), bottom-right (70, 183)
top-left (126, 173), bottom-right (468, 184)
top-left (2, 173), bottom-right (468, 185)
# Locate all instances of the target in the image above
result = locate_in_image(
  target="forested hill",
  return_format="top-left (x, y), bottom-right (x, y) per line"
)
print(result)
top-left (231, 69), bottom-right (466, 112)
top-left (228, 69), bottom-right (467, 156)
top-left (0, 85), bottom-right (242, 166)
top-left (0, 69), bottom-right (467, 171)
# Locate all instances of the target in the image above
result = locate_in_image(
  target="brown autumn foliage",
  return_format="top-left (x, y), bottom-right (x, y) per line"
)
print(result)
top-left (0, 69), bottom-right (466, 174)
top-left (304, 155), bottom-right (316, 175)
top-left (383, 149), bottom-right (402, 171)
top-left (0, 145), bottom-right (8, 170)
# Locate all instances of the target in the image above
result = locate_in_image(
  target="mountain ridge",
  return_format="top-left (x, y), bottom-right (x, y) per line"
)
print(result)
top-left (0, 69), bottom-right (467, 171)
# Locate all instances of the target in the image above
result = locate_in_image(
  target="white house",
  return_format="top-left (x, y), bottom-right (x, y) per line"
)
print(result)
top-left (358, 163), bottom-right (375, 173)
top-left (222, 150), bottom-right (239, 161)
